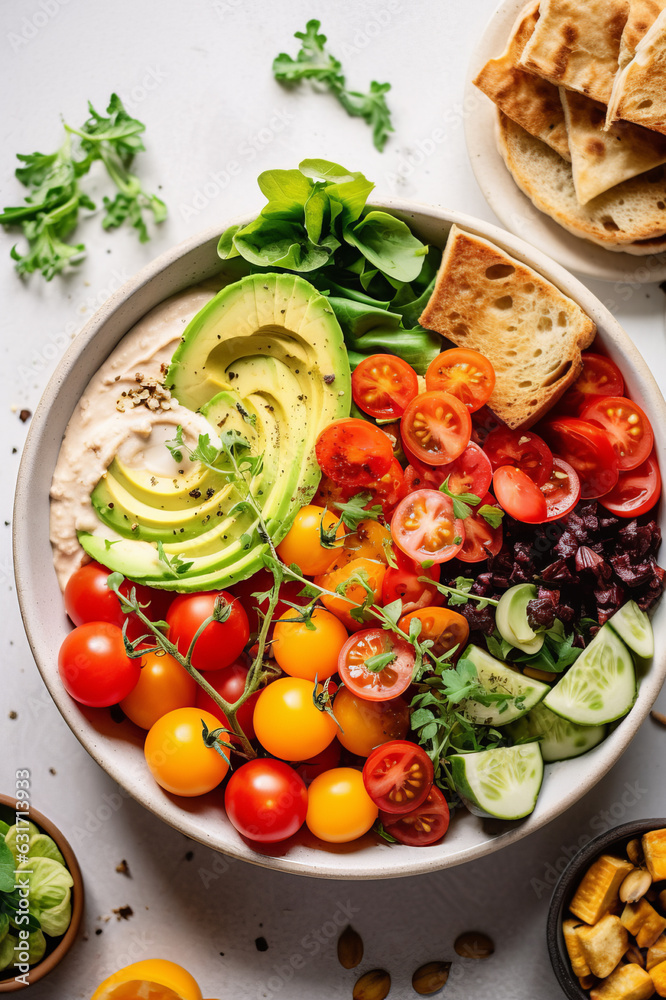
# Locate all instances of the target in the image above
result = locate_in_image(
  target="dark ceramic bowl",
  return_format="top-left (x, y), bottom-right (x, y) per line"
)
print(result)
top-left (0, 794), bottom-right (84, 992)
top-left (547, 817), bottom-right (666, 999)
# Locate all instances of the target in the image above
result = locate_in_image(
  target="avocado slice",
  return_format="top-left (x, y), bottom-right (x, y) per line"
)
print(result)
top-left (79, 273), bottom-right (351, 590)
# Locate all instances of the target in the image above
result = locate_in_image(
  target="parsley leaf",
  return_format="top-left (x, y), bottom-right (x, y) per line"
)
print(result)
top-left (364, 651), bottom-right (397, 673)
top-left (478, 504), bottom-right (505, 529)
top-left (156, 540), bottom-right (194, 577)
top-left (427, 575), bottom-right (499, 609)
top-left (439, 476), bottom-right (483, 520)
top-left (165, 425), bottom-right (185, 463)
top-left (272, 20), bottom-right (394, 151)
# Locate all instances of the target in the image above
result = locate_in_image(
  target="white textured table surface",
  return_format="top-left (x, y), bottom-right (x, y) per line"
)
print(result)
top-left (2, 1), bottom-right (666, 997)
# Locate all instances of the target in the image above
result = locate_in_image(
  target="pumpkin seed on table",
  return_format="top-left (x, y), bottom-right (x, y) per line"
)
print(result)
top-left (353, 968), bottom-right (391, 1000)
top-left (412, 961), bottom-right (452, 995)
top-left (338, 925), bottom-right (364, 969)
top-left (453, 931), bottom-right (495, 959)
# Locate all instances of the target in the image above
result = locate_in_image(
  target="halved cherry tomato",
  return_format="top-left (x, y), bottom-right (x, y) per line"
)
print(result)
top-left (276, 504), bottom-right (344, 576)
top-left (391, 489), bottom-right (465, 564)
top-left (403, 444), bottom-right (492, 499)
top-left (541, 417), bottom-right (619, 498)
top-left (401, 391), bottom-right (472, 466)
top-left (493, 466), bottom-right (548, 523)
top-left (195, 661), bottom-right (259, 740)
top-left (379, 785), bottom-right (450, 846)
top-left (381, 549), bottom-right (443, 614)
top-left (315, 418), bottom-right (393, 486)
top-left (574, 352), bottom-right (624, 400)
top-left (580, 396), bottom-right (654, 471)
top-left (599, 451), bottom-right (662, 518)
top-left (425, 349), bottom-right (495, 412)
top-left (456, 492), bottom-right (503, 562)
top-left (352, 354), bottom-right (419, 419)
top-left (316, 556), bottom-right (386, 632)
top-left (483, 427), bottom-right (553, 487)
top-left (541, 456), bottom-right (581, 521)
top-left (333, 688), bottom-right (410, 757)
top-left (338, 629), bottom-right (414, 701)
top-left (398, 606), bottom-right (469, 660)
top-left (363, 740), bottom-right (434, 814)
top-left (366, 459), bottom-right (408, 514)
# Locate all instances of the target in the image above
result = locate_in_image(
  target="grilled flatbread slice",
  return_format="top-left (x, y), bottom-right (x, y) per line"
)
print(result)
top-left (418, 225), bottom-right (596, 429)
top-left (474, 1), bottom-right (570, 161)
top-left (607, 8), bottom-right (666, 133)
top-left (519, 0), bottom-right (629, 104)
top-left (497, 111), bottom-right (666, 249)
top-left (561, 88), bottom-right (666, 203)
top-left (619, 0), bottom-right (666, 68)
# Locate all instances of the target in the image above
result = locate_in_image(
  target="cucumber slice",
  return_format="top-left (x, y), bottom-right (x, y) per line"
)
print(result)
top-left (496, 584), bottom-right (545, 654)
top-left (460, 645), bottom-right (549, 726)
top-left (507, 702), bottom-right (607, 762)
top-left (543, 625), bottom-right (636, 726)
top-left (607, 601), bottom-right (654, 660)
top-left (450, 744), bottom-right (544, 820)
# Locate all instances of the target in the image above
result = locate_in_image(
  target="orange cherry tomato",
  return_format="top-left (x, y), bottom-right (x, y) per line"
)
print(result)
top-left (252, 678), bottom-right (338, 761)
top-left (144, 708), bottom-right (229, 797)
top-left (91, 959), bottom-right (205, 1000)
top-left (306, 767), bottom-right (379, 843)
top-left (276, 504), bottom-right (344, 576)
top-left (315, 557), bottom-right (386, 632)
top-left (398, 606), bottom-right (469, 660)
top-left (120, 650), bottom-right (197, 730)
top-left (333, 687), bottom-right (410, 757)
top-left (272, 607), bottom-right (348, 681)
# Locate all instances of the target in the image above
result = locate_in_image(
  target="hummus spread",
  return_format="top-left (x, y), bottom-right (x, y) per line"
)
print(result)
top-left (49, 284), bottom-right (220, 590)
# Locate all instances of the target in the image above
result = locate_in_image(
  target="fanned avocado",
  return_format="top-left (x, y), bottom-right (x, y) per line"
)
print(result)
top-left (79, 273), bottom-right (351, 591)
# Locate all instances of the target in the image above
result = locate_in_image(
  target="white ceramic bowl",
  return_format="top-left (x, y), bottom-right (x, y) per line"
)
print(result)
top-left (14, 200), bottom-right (666, 879)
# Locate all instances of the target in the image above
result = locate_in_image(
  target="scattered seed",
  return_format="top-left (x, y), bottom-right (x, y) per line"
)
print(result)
top-left (412, 961), bottom-right (452, 995)
top-left (115, 859), bottom-right (131, 878)
top-left (48, 767), bottom-right (56, 776)
top-left (454, 932), bottom-right (495, 959)
top-left (8, 711), bottom-right (17, 720)
top-left (620, 869), bottom-right (652, 904)
top-left (627, 839), bottom-right (644, 866)
top-left (184, 850), bottom-right (194, 862)
top-left (353, 969), bottom-right (391, 1000)
top-left (338, 925), bottom-right (364, 969)
top-left (255, 936), bottom-right (268, 952)
top-left (19, 409), bottom-right (31, 423)
top-left (113, 905), bottom-right (133, 921)
top-left (650, 711), bottom-right (666, 727)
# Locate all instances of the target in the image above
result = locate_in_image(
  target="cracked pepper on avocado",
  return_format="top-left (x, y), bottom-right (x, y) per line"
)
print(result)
top-left (50, 160), bottom-right (664, 849)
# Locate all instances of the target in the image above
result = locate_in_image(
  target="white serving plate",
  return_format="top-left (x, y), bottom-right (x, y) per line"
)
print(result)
top-left (464, 0), bottom-right (666, 283)
top-left (13, 200), bottom-right (666, 879)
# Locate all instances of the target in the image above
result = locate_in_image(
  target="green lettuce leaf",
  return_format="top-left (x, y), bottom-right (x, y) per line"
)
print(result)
top-left (37, 889), bottom-right (72, 937)
top-left (28, 834), bottom-right (65, 867)
top-left (24, 858), bottom-right (73, 912)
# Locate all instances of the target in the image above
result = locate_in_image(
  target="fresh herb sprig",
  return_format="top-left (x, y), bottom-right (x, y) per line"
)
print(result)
top-left (273, 20), bottom-right (394, 151)
top-left (0, 93), bottom-right (166, 280)
top-left (425, 575), bottom-right (500, 609)
top-left (439, 476), bottom-right (505, 529)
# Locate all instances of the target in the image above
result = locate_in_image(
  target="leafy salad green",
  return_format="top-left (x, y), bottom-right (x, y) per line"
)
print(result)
top-left (218, 158), bottom-right (442, 373)
top-left (0, 93), bottom-right (166, 280)
top-left (0, 819), bottom-right (74, 973)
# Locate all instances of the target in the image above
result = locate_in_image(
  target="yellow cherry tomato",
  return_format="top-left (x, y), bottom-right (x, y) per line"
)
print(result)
top-left (91, 958), bottom-right (206, 1000)
top-left (333, 687), bottom-right (410, 757)
top-left (120, 650), bottom-right (197, 730)
top-left (306, 767), bottom-right (378, 843)
top-left (144, 708), bottom-right (228, 797)
top-left (329, 518), bottom-right (393, 568)
top-left (315, 556), bottom-right (386, 632)
top-left (253, 678), bottom-right (338, 760)
top-left (272, 607), bottom-right (348, 681)
top-left (276, 504), bottom-right (344, 576)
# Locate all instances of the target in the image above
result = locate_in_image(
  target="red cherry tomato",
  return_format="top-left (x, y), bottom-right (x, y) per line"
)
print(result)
top-left (403, 444), bottom-right (492, 499)
top-left (425, 348), bottom-right (495, 412)
top-left (352, 354), bottom-right (419, 419)
top-left (580, 395), bottom-right (654, 472)
top-left (456, 492), bottom-right (504, 562)
top-left (195, 661), bottom-right (259, 740)
top-left (540, 417), bottom-right (619, 498)
top-left (599, 451), bottom-right (662, 518)
top-left (363, 740), bottom-right (434, 814)
top-left (166, 592), bottom-right (249, 672)
top-left (379, 785), bottom-right (450, 846)
top-left (294, 740), bottom-right (343, 785)
top-left (315, 418), bottom-right (393, 487)
top-left (401, 391), bottom-right (472, 466)
top-left (58, 622), bottom-right (141, 707)
top-left (567, 353), bottom-right (625, 413)
top-left (224, 758), bottom-right (308, 843)
top-left (483, 427), bottom-right (553, 487)
top-left (338, 629), bottom-right (415, 701)
top-left (470, 405), bottom-right (505, 446)
top-left (493, 466), bottom-right (548, 523)
top-left (381, 549), bottom-right (443, 614)
top-left (391, 489), bottom-right (465, 564)
top-left (541, 456), bottom-right (581, 521)
top-left (64, 562), bottom-right (173, 641)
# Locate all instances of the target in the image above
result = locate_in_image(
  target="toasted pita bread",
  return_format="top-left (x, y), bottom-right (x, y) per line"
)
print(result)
top-left (474, 1), bottom-right (571, 161)
top-left (607, 8), bottom-right (666, 133)
top-left (418, 225), bottom-right (596, 429)
top-left (561, 88), bottom-right (666, 203)
top-left (496, 111), bottom-right (666, 249)
top-left (519, 0), bottom-right (629, 104)
top-left (619, 0), bottom-right (666, 67)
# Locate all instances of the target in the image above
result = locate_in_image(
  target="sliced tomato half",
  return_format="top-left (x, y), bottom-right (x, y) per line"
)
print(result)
top-left (580, 395), bottom-right (654, 472)
top-left (599, 451), bottom-right (662, 518)
top-left (381, 549), bottom-right (443, 614)
top-left (493, 466), bottom-right (548, 524)
top-left (483, 427), bottom-right (553, 487)
top-left (338, 629), bottom-right (415, 701)
top-left (315, 418), bottom-right (393, 487)
top-left (379, 785), bottom-right (450, 845)
top-left (352, 354), bottom-right (419, 420)
top-left (398, 606), bottom-right (469, 660)
top-left (401, 391), bottom-right (472, 466)
top-left (541, 456), bottom-right (581, 521)
top-left (456, 491), bottom-right (504, 562)
top-left (540, 417), bottom-right (619, 499)
top-left (363, 741), bottom-right (434, 814)
top-left (391, 489), bottom-right (465, 564)
top-left (425, 348), bottom-right (495, 412)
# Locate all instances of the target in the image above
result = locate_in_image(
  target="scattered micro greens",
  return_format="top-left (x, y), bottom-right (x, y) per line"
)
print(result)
top-left (156, 540), bottom-right (194, 578)
top-left (438, 477), bottom-right (505, 528)
top-left (272, 20), bottom-right (394, 151)
top-left (319, 491), bottom-right (384, 548)
top-left (425, 576), bottom-right (500, 609)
